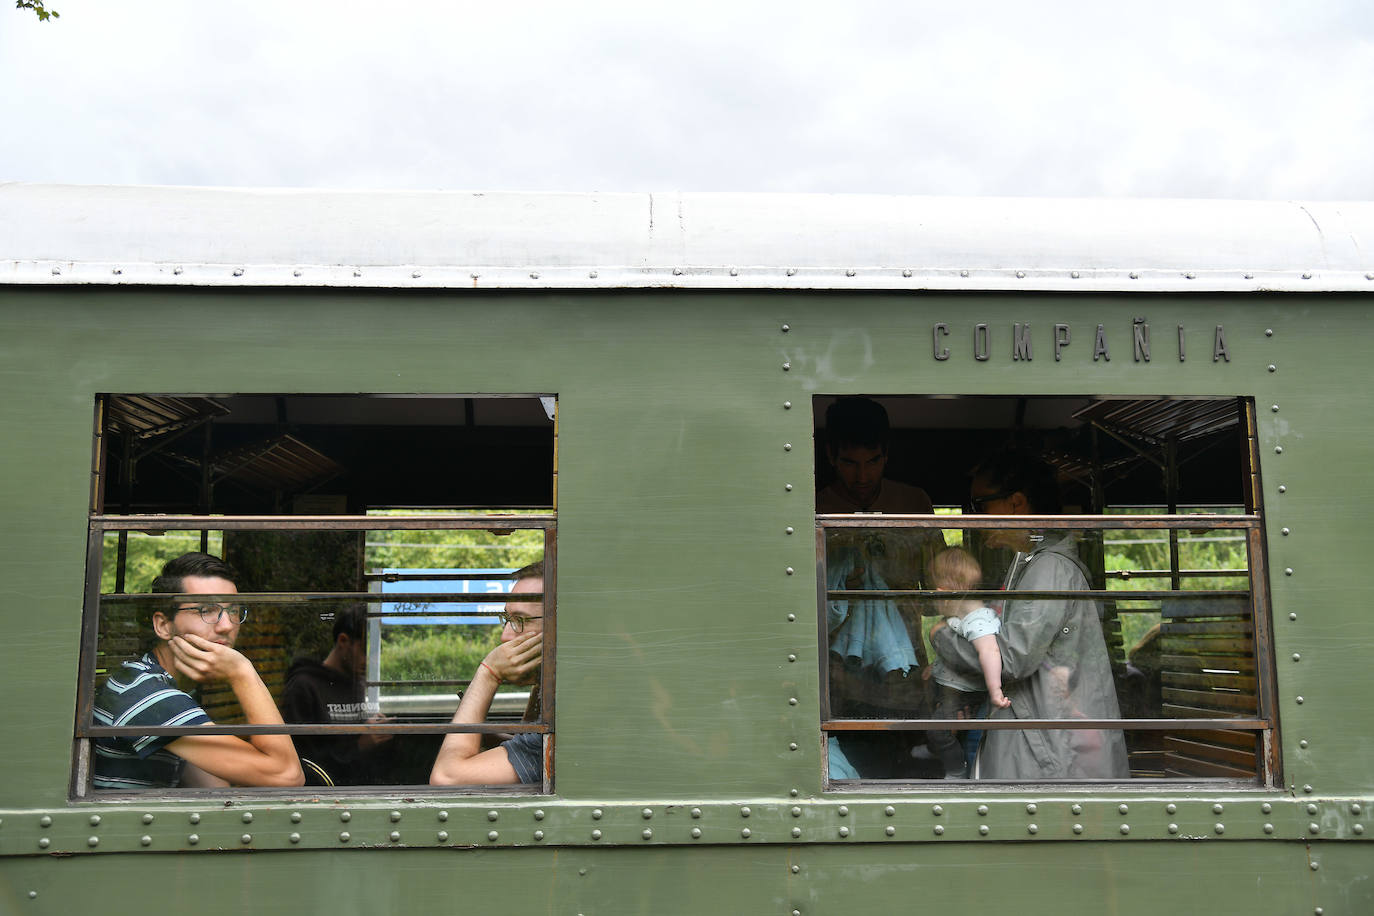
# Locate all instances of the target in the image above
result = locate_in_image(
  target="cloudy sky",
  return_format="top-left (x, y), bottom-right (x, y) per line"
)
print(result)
top-left (2, 1), bottom-right (1371, 199)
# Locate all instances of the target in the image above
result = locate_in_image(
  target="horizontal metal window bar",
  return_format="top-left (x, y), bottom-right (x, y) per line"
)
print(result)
top-left (823, 718), bottom-right (1268, 732)
top-left (97, 591), bottom-right (544, 604)
top-left (90, 782), bottom-right (547, 800)
top-left (80, 722), bottom-right (548, 737)
top-left (817, 513), bottom-right (1258, 529)
top-left (369, 679), bottom-right (477, 687)
top-left (1105, 568), bottom-right (1248, 579)
top-left (376, 502), bottom-right (554, 510)
top-left (365, 571), bottom-right (522, 582)
top-left (1103, 535), bottom-right (1245, 545)
top-left (363, 542), bottom-right (542, 550)
top-left (91, 514), bottom-right (556, 531)
top-left (827, 588), bottom-right (1250, 601)
top-left (358, 610), bottom-right (529, 619)
top-left (831, 776), bottom-right (1254, 787)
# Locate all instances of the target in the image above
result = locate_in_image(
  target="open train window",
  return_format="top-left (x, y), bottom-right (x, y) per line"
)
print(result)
top-left (75, 394), bottom-right (556, 795)
top-left (816, 395), bottom-right (1277, 785)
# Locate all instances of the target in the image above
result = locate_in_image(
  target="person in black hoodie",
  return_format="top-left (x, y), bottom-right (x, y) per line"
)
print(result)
top-left (282, 605), bottom-right (391, 785)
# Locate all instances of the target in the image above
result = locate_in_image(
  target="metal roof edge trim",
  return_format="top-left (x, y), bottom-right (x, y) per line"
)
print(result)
top-left (4, 184), bottom-right (1374, 293)
top-left (5, 262), bottom-right (1374, 293)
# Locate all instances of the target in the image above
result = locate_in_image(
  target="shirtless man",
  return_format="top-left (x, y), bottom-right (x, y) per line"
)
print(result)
top-left (819, 397), bottom-right (942, 778)
top-left (816, 396), bottom-right (936, 516)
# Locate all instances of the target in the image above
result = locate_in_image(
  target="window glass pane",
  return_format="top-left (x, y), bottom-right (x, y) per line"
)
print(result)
top-left (823, 520), bottom-right (1262, 783)
top-left (816, 394), bottom-right (1269, 784)
top-left (88, 524), bottom-right (548, 789)
top-left (84, 393), bottom-right (556, 792)
top-left (101, 530), bottom-right (225, 594)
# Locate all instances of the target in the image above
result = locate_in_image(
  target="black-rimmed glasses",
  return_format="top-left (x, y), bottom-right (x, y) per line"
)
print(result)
top-left (497, 611), bottom-right (543, 633)
top-left (179, 603), bottom-right (249, 625)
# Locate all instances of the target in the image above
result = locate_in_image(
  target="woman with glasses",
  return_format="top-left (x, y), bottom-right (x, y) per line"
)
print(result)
top-left (92, 552), bottom-right (304, 789)
top-left (930, 452), bottom-right (1128, 779)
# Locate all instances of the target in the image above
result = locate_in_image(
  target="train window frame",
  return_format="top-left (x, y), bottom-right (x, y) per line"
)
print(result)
top-left (72, 393), bottom-right (558, 798)
top-left (815, 394), bottom-right (1280, 788)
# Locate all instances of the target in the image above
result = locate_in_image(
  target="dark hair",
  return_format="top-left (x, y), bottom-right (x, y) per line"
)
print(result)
top-left (825, 397), bottom-right (890, 453)
top-left (150, 552), bottom-right (240, 594)
top-left (971, 449), bottom-right (1063, 514)
top-left (333, 604), bottom-right (367, 641)
top-left (512, 559), bottom-right (544, 582)
top-left (142, 552), bottom-right (240, 650)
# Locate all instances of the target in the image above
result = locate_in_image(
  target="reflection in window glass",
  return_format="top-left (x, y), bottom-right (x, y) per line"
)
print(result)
top-left (89, 530), bottom-right (547, 789)
top-left (82, 393), bottom-right (557, 793)
top-left (816, 392), bottom-right (1270, 784)
top-left (101, 530), bottom-right (225, 595)
top-left (823, 521), bottom-right (1264, 783)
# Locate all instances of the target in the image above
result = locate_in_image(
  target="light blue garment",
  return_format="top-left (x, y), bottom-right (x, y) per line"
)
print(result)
top-left (827, 548), bottom-right (918, 676)
top-left (954, 605), bottom-right (1000, 641)
top-left (931, 605), bottom-right (1001, 693)
top-left (827, 736), bottom-right (861, 779)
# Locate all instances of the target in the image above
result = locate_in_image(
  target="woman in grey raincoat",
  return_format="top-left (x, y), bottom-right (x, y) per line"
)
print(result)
top-left (930, 452), bottom-right (1128, 780)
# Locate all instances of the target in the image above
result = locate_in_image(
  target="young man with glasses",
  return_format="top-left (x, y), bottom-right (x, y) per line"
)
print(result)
top-left (92, 552), bottom-right (303, 789)
top-left (430, 561), bottom-right (545, 785)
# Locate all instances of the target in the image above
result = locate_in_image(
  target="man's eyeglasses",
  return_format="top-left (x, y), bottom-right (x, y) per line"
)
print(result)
top-left (497, 611), bottom-right (543, 633)
top-left (180, 603), bottom-right (249, 624)
top-left (968, 489), bottom-right (1016, 512)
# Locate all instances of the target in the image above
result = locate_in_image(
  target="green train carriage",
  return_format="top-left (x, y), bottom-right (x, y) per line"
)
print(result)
top-left (0, 184), bottom-right (1371, 913)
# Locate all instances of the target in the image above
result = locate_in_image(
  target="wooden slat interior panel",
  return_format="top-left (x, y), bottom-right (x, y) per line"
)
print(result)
top-left (1158, 594), bottom-right (1260, 778)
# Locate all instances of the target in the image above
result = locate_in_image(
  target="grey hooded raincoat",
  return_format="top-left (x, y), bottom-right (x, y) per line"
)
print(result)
top-left (931, 533), bottom-right (1129, 779)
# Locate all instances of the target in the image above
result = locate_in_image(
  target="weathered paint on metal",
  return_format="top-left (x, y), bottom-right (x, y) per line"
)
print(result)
top-left (0, 842), bottom-right (1365, 914)
top-left (0, 276), bottom-right (1370, 911)
top-left (0, 796), bottom-right (1366, 854)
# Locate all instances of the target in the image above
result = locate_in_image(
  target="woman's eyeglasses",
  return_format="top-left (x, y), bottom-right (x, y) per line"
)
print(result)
top-left (968, 489), bottom-right (1016, 512)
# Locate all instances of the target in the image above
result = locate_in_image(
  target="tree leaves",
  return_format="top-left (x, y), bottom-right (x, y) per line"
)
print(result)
top-left (16, 1), bottom-right (59, 22)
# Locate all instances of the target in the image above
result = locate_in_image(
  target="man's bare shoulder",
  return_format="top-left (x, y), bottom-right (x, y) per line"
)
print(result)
top-left (869, 480), bottom-right (934, 514)
top-left (815, 481), bottom-right (856, 513)
top-left (816, 479), bottom-right (933, 514)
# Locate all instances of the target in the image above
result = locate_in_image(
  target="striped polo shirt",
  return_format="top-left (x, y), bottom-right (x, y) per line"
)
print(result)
top-left (92, 652), bottom-right (211, 789)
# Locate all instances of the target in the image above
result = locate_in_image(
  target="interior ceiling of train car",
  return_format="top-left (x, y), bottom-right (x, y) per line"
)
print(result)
top-left (814, 395), bottom-right (1247, 510)
top-left (101, 394), bottom-right (556, 514)
top-left (100, 392), bottom-right (1243, 515)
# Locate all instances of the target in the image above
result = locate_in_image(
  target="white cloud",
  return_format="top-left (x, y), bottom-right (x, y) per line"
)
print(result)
top-left (1, 0), bottom-right (1370, 198)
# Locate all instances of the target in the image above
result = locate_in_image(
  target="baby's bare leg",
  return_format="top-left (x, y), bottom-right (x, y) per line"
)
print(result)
top-left (971, 634), bottom-right (1010, 708)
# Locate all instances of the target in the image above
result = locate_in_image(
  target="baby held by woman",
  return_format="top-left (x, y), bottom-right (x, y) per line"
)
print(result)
top-left (922, 547), bottom-right (1010, 778)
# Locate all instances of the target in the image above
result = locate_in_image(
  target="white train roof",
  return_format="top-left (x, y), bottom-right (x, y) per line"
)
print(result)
top-left (2, 182), bottom-right (1372, 292)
